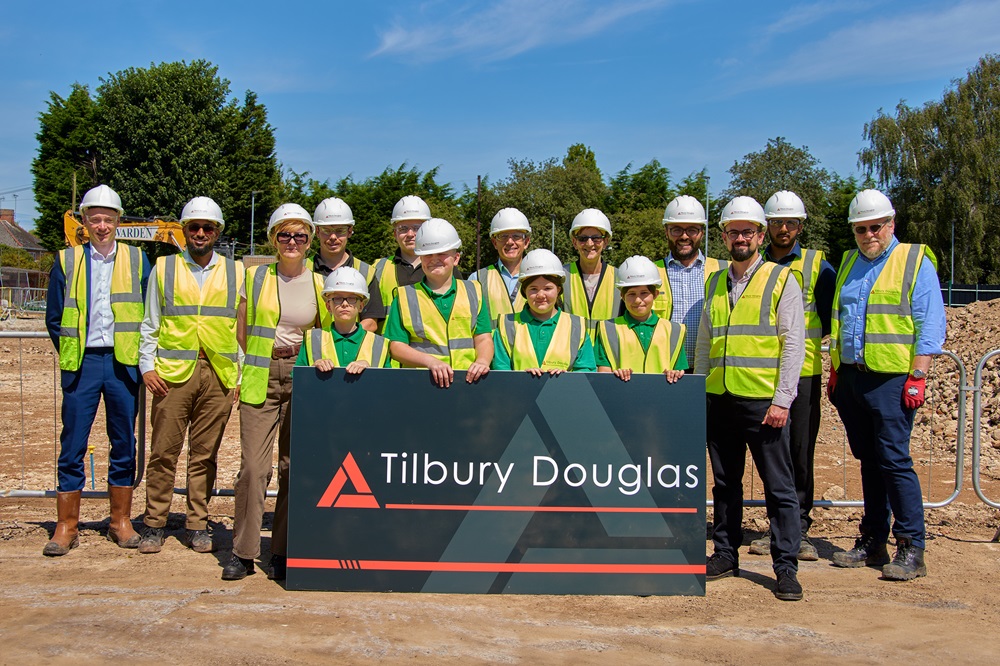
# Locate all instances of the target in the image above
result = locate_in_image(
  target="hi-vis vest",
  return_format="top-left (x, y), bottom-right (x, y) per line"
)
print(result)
top-left (242, 264), bottom-right (330, 405)
top-left (830, 243), bottom-right (937, 374)
top-left (705, 261), bottom-right (792, 398)
top-left (307, 254), bottom-right (375, 283)
top-left (479, 264), bottom-right (525, 323)
top-left (373, 256), bottom-right (401, 307)
top-left (562, 261), bottom-right (620, 343)
top-left (302, 327), bottom-right (390, 368)
top-left (784, 248), bottom-right (825, 377)
top-left (154, 254), bottom-right (242, 387)
top-left (652, 256), bottom-right (729, 320)
top-left (597, 316), bottom-right (685, 373)
top-left (57, 244), bottom-right (144, 371)
top-left (497, 310), bottom-right (587, 371)
top-left (396, 280), bottom-right (482, 369)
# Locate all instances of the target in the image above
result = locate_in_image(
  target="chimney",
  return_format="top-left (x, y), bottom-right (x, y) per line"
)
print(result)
top-left (0, 209), bottom-right (13, 224)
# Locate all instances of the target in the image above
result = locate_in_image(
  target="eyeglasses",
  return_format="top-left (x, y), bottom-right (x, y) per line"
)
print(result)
top-left (667, 226), bottom-right (703, 238)
top-left (394, 224), bottom-right (422, 234)
top-left (84, 214), bottom-right (118, 225)
top-left (853, 222), bottom-right (887, 236)
top-left (186, 223), bottom-right (218, 234)
top-left (574, 234), bottom-right (606, 244)
top-left (494, 232), bottom-right (527, 242)
top-left (768, 219), bottom-right (801, 229)
top-left (275, 231), bottom-right (310, 244)
top-left (325, 296), bottom-right (361, 306)
top-left (318, 226), bottom-right (351, 237)
top-left (724, 228), bottom-right (761, 240)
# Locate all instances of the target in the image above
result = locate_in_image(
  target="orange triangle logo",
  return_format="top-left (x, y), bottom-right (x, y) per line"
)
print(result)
top-left (316, 452), bottom-right (380, 508)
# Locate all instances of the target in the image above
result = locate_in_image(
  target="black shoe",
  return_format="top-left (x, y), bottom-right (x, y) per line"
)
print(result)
top-left (831, 533), bottom-right (890, 568)
top-left (774, 570), bottom-right (803, 601)
top-left (222, 555), bottom-right (255, 581)
top-left (137, 526), bottom-right (165, 554)
top-left (268, 554), bottom-right (287, 581)
top-left (706, 553), bottom-right (738, 581)
top-left (882, 537), bottom-right (927, 581)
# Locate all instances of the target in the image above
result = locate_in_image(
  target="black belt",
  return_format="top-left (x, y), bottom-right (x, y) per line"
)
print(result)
top-left (842, 363), bottom-right (868, 372)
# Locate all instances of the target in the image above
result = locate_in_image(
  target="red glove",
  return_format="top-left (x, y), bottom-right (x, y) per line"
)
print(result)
top-left (826, 367), bottom-right (838, 404)
top-left (903, 375), bottom-right (926, 409)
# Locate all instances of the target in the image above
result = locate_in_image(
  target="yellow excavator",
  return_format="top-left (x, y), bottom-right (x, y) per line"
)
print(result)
top-left (63, 210), bottom-right (187, 250)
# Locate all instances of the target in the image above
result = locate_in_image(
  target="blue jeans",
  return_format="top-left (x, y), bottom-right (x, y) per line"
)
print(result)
top-left (834, 365), bottom-right (924, 548)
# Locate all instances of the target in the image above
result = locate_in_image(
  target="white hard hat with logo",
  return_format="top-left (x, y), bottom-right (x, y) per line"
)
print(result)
top-left (323, 266), bottom-right (370, 300)
top-left (663, 195), bottom-right (707, 225)
top-left (518, 249), bottom-right (566, 284)
top-left (764, 191), bottom-right (808, 221)
top-left (268, 203), bottom-right (315, 235)
top-left (80, 185), bottom-right (124, 215)
top-left (391, 195), bottom-right (432, 223)
top-left (570, 208), bottom-right (613, 239)
top-left (848, 189), bottom-right (895, 224)
top-left (616, 255), bottom-right (663, 289)
top-left (180, 196), bottom-right (225, 230)
top-left (719, 196), bottom-right (766, 229)
top-left (490, 208), bottom-right (532, 235)
top-left (414, 218), bottom-right (462, 256)
top-left (314, 197), bottom-right (355, 226)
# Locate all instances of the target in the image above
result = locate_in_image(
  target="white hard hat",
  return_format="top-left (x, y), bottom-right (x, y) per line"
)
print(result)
top-left (414, 218), bottom-right (462, 256)
top-left (322, 266), bottom-right (369, 300)
top-left (570, 208), bottom-right (613, 239)
top-left (490, 208), bottom-right (531, 235)
top-left (615, 255), bottom-right (662, 289)
top-left (663, 195), bottom-right (707, 225)
top-left (314, 197), bottom-right (355, 226)
top-left (719, 196), bottom-right (766, 229)
top-left (180, 196), bottom-right (225, 230)
top-left (80, 185), bottom-right (124, 215)
top-left (518, 249), bottom-right (566, 284)
top-left (764, 191), bottom-right (807, 221)
top-left (391, 195), bottom-right (432, 223)
top-left (267, 203), bottom-right (315, 235)
top-left (848, 189), bottom-right (895, 224)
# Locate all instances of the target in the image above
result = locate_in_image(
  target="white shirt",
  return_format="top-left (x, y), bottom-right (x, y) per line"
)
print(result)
top-left (85, 242), bottom-right (117, 348)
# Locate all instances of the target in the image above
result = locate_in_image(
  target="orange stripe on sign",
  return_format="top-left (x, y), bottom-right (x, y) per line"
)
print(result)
top-left (287, 559), bottom-right (705, 575)
top-left (383, 504), bottom-right (698, 513)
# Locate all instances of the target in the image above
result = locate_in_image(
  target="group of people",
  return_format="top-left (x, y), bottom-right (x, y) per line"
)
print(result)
top-left (43, 183), bottom-right (946, 602)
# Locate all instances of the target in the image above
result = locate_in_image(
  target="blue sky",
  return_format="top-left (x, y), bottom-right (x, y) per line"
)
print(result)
top-left (2, 0), bottom-right (998, 230)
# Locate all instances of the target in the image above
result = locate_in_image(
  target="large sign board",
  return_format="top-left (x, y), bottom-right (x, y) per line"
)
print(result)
top-left (288, 370), bottom-right (706, 595)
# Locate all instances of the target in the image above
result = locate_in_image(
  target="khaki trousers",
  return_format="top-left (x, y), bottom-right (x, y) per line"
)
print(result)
top-left (143, 359), bottom-right (234, 530)
top-left (232, 356), bottom-right (294, 560)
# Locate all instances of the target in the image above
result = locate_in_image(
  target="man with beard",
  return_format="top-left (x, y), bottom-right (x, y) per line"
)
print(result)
top-left (137, 197), bottom-right (243, 555)
top-left (695, 196), bottom-right (805, 601)
top-left (828, 189), bottom-right (945, 581)
top-left (747, 191), bottom-right (836, 561)
top-left (653, 195), bottom-right (729, 368)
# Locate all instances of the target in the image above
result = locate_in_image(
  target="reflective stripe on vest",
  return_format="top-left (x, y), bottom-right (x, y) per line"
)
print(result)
top-left (705, 261), bottom-right (790, 398)
top-left (303, 327), bottom-right (390, 368)
top-left (652, 256), bottom-right (729, 320)
top-left (830, 243), bottom-right (936, 373)
top-left (479, 265), bottom-right (525, 323)
top-left (58, 244), bottom-right (143, 371)
top-left (786, 248), bottom-right (825, 377)
top-left (374, 257), bottom-right (400, 308)
top-left (307, 255), bottom-right (376, 283)
top-left (242, 263), bottom-right (329, 404)
top-left (155, 254), bottom-right (241, 387)
top-left (562, 261), bottom-right (620, 343)
top-left (396, 280), bottom-right (481, 369)
top-left (597, 316), bottom-right (684, 373)
top-left (498, 311), bottom-right (585, 371)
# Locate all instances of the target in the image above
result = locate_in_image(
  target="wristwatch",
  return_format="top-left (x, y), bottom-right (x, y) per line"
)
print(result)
top-left (911, 369), bottom-right (927, 379)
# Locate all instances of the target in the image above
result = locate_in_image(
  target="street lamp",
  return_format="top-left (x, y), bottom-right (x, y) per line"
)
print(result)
top-left (12, 194), bottom-right (17, 223)
top-left (250, 190), bottom-right (263, 256)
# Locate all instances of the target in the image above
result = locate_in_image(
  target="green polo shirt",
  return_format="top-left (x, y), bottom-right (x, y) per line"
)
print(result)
top-left (294, 325), bottom-right (392, 368)
top-left (491, 307), bottom-right (597, 371)
top-left (383, 277), bottom-right (493, 344)
top-left (594, 312), bottom-right (688, 370)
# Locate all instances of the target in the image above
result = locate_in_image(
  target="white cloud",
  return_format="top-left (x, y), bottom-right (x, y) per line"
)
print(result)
top-left (371, 0), bottom-right (673, 63)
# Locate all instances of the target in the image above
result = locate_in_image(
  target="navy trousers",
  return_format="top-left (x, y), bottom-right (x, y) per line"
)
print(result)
top-left (834, 365), bottom-right (924, 548)
top-left (788, 374), bottom-right (822, 533)
top-left (58, 348), bottom-right (140, 491)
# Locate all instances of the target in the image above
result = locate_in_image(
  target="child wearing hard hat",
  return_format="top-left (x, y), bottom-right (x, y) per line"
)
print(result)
top-left (295, 266), bottom-right (392, 371)
top-left (492, 249), bottom-right (596, 374)
top-left (595, 255), bottom-right (687, 382)
top-left (383, 218), bottom-right (493, 388)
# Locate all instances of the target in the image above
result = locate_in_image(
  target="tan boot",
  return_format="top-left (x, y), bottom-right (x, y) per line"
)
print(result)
top-left (107, 486), bottom-right (141, 548)
top-left (42, 490), bottom-right (81, 557)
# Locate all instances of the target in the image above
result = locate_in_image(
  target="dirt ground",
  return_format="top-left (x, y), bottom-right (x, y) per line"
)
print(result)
top-left (3, 312), bottom-right (1000, 664)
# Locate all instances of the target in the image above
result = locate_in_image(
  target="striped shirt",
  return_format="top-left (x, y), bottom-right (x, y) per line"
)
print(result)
top-left (665, 251), bottom-right (708, 362)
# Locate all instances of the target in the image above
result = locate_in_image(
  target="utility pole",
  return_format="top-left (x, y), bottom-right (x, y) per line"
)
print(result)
top-left (250, 190), bottom-right (262, 256)
top-left (476, 176), bottom-right (482, 271)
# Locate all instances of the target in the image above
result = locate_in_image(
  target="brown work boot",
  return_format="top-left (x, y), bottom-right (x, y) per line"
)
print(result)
top-left (107, 486), bottom-right (141, 548)
top-left (42, 490), bottom-right (81, 557)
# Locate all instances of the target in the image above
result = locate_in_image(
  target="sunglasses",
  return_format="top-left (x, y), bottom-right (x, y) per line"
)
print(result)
top-left (574, 234), bottom-right (607, 244)
top-left (853, 222), bottom-right (888, 235)
top-left (494, 232), bottom-right (528, 242)
top-left (275, 231), bottom-right (310, 244)
top-left (186, 223), bottom-right (218, 234)
top-left (768, 219), bottom-right (801, 229)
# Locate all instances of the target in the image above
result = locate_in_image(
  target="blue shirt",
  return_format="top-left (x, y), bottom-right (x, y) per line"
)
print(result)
top-left (468, 261), bottom-right (519, 298)
top-left (837, 237), bottom-right (946, 364)
top-left (664, 250), bottom-right (707, 362)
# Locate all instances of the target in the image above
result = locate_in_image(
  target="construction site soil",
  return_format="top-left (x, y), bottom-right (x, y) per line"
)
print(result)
top-left (2, 303), bottom-right (1000, 664)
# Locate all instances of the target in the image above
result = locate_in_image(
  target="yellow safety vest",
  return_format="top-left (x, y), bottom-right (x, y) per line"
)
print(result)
top-left (242, 264), bottom-right (330, 404)
top-left (57, 244), bottom-right (144, 371)
top-left (652, 256), bottom-right (729, 320)
top-left (307, 255), bottom-right (375, 283)
top-left (785, 248), bottom-right (825, 377)
top-left (396, 280), bottom-right (482, 370)
top-left (830, 243), bottom-right (937, 373)
top-left (562, 261), bottom-right (620, 343)
top-left (705, 261), bottom-right (791, 398)
top-left (597, 316), bottom-right (684, 373)
top-left (479, 264), bottom-right (526, 323)
top-left (373, 256), bottom-right (401, 307)
top-left (497, 310), bottom-right (587, 371)
top-left (302, 327), bottom-right (390, 368)
top-left (154, 254), bottom-right (242, 388)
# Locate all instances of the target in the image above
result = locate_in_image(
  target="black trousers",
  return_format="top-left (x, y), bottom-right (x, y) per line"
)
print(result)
top-left (788, 374), bottom-right (821, 533)
top-left (708, 393), bottom-right (800, 574)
